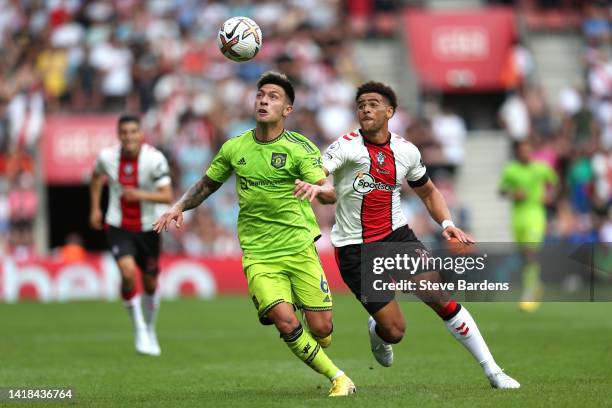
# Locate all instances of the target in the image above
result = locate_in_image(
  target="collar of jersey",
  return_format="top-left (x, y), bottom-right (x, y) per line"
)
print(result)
top-left (252, 129), bottom-right (286, 145)
top-left (360, 129), bottom-right (391, 146)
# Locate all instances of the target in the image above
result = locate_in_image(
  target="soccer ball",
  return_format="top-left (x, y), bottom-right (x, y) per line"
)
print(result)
top-left (217, 17), bottom-right (262, 62)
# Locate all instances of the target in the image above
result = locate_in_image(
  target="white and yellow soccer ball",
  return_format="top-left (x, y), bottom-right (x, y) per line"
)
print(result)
top-left (217, 16), bottom-right (263, 62)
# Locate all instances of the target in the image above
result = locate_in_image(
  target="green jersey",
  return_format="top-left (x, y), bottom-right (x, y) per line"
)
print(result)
top-left (206, 129), bottom-right (326, 259)
top-left (499, 160), bottom-right (558, 216)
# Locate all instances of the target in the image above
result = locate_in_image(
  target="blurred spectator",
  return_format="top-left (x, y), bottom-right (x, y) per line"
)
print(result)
top-left (6, 70), bottom-right (45, 152)
top-left (501, 39), bottom-right (535, 90)
top-left (558, 85), bottom-right (582, 118)
top-left (431, 106), bottom-right (467, 177)
top-left (7, 172), bottom-right (37, 259)
top-left (172, 110), bottom-right (216, 191)
top-left (525, 86), bottom-right (554, 140)
top-left (582, 2), bottom-right (610, 44)
top-left (89, 35), bottom-right (134, 111)
top-left (565, 92), bottom-right (600, 151)
top-left (499, 89), bottom-right (530, 142)
top-left (58, 233), bottom-right (87, 263)
top-left (406, 117), bottom-right (446, 179)
top-left (595, 97), bottom-right (612, 150)
top-left (591, 150), bottom-right (612, 212)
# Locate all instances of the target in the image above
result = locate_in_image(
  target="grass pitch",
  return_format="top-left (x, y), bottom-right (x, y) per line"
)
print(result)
top-left (1, 296), bottom-right (610, 407)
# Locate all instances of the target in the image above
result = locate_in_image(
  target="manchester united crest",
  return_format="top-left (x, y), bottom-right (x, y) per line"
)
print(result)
top-left (271, 152), bottom-right (287, 169)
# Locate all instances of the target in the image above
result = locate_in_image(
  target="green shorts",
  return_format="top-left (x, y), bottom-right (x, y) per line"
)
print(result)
top-left (512, 208), bottom-right (546, 246)
top-left (242, 243), bottom-right (333, 325)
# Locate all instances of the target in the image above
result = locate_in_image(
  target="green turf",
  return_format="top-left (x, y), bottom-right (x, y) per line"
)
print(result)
top-left (0, 296), bottom-right (611, 407)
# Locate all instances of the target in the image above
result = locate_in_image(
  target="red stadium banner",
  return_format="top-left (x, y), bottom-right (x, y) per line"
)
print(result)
top-left (403, 7), bottom-right (516, 92)
top-left (0, 252), bottom-right (348, 303)
top-left (42, 115), bottom-right (118, 184)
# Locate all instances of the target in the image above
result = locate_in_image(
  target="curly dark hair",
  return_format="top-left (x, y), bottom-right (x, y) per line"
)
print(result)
top-left (257, 71), bottom-right (295, 104)
top-left (355, 81), bottom-right (398, 112)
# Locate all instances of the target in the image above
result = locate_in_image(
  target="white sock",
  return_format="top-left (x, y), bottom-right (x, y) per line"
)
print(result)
top-left (124, 294), bottom-right (146, 331)
top-left (142, 291), bottom-right (160, 331)
top-left (444, 305), bottom-right (502, 376)
top-left (331, 370), bottom-right (345, 381)
top-left (368, 317), bottom-right (389, 346)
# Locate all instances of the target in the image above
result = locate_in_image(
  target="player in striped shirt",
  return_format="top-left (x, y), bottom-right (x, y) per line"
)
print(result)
top-left (90, 114), bottom-right (173, 356)
top-left (321, 82), bottom-right (520, 389)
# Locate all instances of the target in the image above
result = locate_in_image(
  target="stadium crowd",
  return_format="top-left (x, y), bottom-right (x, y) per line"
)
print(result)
top-left (0, 0), bottom-right (390, 257)
top-left (0, 0), bottom-right (609, 258)
top-left (497, 0), bottom-right (611, 243)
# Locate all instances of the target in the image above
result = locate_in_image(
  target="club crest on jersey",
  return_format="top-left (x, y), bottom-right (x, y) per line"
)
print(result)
top-left (376, 151), bottom-right (385, 167)
top-left (271, 152), bottom-right (287, 169)
top-left (353, 172), bottom-right (395, 194)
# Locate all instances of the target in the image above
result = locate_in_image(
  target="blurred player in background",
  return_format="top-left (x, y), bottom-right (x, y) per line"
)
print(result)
top-left (90, 114), bottom-right (173, 356)
top-left (318, 81), bottom-right (520, 389)
top-left (153, 72), bottom-right (355, 397)
top-left (499, 141), bottom-right (558, 312)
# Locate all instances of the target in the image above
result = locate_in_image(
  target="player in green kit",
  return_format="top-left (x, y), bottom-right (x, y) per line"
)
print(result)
top-left (153, 72), bottom-right (355, 397)
top-left (499, 141), bottom-right (558, 312)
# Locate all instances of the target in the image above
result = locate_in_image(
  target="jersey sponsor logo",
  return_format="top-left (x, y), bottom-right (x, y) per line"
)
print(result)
top-left (320, 275), bottom-right (329, 294)
top-left (239, 176), bottom-right (282, 190)
top-left (352, 172), bottom-right (396, 194)
top-left (271, 152), bottom-right (287, 169)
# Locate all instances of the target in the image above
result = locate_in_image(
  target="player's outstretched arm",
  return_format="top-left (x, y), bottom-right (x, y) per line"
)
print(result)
top-left (153, 175), bottom-right (222, 232)
top-left (123, 185), bottom-right (174, 204)
top-left (294, 178), bottom-right (336, 204)
top-left (412, 179), bottom-right (474, 244)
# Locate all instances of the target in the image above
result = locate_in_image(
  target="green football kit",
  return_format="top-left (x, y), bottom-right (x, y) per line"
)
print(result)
top-left (499, 160), bottom-right (558, 244)
top-left (206, 129), bottom-right (332, 322)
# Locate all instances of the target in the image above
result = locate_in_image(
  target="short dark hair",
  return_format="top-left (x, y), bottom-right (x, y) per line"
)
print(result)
top-left (117, 114), bottom-right (140, 130)
top-left (355, 81), bottom-right (398, 112)
top-left (257, 71), bottom-right (295, 104)
top-left (512, 140), bottom-right (530, 155)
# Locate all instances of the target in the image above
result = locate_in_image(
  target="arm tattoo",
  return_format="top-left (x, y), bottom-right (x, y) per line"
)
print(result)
top-left (179, 175), bottom-right (222, 211)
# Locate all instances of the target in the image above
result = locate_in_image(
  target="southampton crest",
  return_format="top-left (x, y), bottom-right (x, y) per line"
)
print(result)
top-left (376, 151), bottom-right (385, 167)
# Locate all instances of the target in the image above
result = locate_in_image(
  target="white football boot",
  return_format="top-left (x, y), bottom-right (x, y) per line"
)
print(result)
top-left (368, 316), bottom-right (393, 367)
top-left (488, 371), bottom-right (521, 389)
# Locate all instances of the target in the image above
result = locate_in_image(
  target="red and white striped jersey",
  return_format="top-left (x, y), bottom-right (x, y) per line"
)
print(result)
top-left (323, 129), bottom-right (428, 247)
top-left (94, 144), bottom-right (171, 232)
